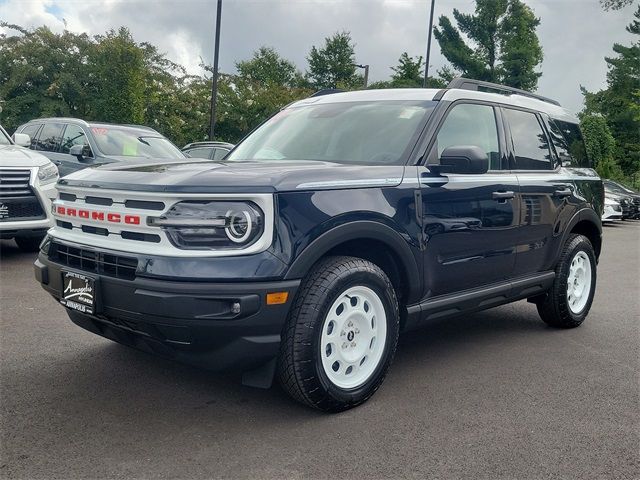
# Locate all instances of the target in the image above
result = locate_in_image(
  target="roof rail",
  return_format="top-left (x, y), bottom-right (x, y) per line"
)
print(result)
top-left (447, 77), bottom-right (561, 107)
top-left (309, 89), bottom-right (344, 97)
top-left (31, 117), bottom-right (91, 126)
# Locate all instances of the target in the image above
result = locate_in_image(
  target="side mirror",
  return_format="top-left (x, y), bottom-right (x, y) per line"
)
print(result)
top-left (12, 133), bottom-right (31, 148)
top-left (69, 144), bottom-right (91, 161)
top-left (436, 146), bottom-right (489, 175)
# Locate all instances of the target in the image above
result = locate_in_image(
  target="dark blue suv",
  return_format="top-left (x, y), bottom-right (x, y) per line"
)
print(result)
top-left (34, 79), bottom-right (603, 412)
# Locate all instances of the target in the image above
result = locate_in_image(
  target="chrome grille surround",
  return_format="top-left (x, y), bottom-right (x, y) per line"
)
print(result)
top-left (50, 185), bottom-right (275, 257)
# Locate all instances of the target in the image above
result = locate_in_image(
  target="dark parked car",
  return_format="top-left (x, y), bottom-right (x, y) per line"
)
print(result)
top-left (15, 118), bottom-right (186, 177)
top-left (603, 180), bottom-right (640, 219)
top-left (603, 185), bottom-right (634, 219)
top-left (35, 78), bottom-right (603, 412)
top-left (182, 141), bottom-right (234, 160)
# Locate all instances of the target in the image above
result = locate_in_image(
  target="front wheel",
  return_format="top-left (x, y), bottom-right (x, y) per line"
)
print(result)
top-left (278, 256), bottom-right (399, 412)
top-left (537, 234), bottom-right (597, 328)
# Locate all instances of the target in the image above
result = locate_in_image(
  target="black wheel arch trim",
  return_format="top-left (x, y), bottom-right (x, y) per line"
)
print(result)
top-left (559, 208), bottom-right (602, 261)
top-left (284, 220), bottom-right (422, 303)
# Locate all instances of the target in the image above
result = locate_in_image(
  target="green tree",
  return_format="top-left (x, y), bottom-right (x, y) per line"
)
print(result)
top-left (582, 5), bottom-right (640, 181)
top-left (367, 53), bottom-right (447, 90)
top-left (580, 115), bottom-right (624, 180)
top-left (207, 47), bottom-right (313, 143)
top-left (89, 28), bottom-right (145, 124)
top-left (433, 0), bottom-right (543, 90)
top-left (236, 46), bottom-right (305, 88)
top-left (390, 52), bottom-right (424, 87)
top-left (306, 31), bottom-right (361, 89)
top-left (600, 0), bottom-right (635, 10)
top-left (498, 0), bottom-right (544, 90)
top-left (0, 23), bottom-right (93, 131)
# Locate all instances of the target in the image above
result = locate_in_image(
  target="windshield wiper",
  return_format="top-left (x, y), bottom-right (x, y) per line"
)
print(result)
top-left (137, 137), bottom-right (151, 146)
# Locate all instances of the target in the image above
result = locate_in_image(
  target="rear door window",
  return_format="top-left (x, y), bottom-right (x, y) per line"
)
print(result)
top-left (504, 109), bottom-right (552, 170)
top-left (185, 147), bottom-right (214, 159)
top-left (212, 148), bottom-right (230, 160)
top-left (35, 123), bottom-right (64, 152)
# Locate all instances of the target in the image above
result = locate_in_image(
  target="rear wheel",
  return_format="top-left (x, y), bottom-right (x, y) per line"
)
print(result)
top-left (537, 234), bottom-right (597, 328)
top-left (278, 256), bottom-right (399, 412)
top-left (15, 235), bottom-right (44, 252)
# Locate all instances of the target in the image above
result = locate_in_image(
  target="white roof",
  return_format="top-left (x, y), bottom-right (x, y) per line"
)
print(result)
top-left (289, 87), bottom-right (577, 122)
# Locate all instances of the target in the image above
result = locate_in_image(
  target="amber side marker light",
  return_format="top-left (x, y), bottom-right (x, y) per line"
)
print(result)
top-left (266, 292), bottom-right (289, 305)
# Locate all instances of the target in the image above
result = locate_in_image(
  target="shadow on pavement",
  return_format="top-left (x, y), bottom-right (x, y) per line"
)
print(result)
top-left (0, 239), bottom-right (39, 261)
top-left (8, 302), bottom-right (552, 427)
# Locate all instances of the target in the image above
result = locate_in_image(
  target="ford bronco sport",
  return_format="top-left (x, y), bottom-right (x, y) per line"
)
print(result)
top-left (35, 79), bottom-right (603, 412)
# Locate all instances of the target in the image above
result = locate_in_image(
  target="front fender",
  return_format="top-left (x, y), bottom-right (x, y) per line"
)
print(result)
top-left (284, 220), bottom-right (422, 303)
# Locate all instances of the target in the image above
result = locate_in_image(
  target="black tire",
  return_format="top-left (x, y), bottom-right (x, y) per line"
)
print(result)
top-left (278, 256), bottom-right (400, 412)
top-left (537, 234), bottom-right (597, 328)
top-left (15, 235), bottom-right (44, 252)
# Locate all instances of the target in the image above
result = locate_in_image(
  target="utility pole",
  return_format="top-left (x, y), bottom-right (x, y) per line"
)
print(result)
top-left (209, 0), bottom-right (222, 140)
top-left (355, 64), bottom-right (370, 88)
top-left (423, 0), bottom-right (436, 87)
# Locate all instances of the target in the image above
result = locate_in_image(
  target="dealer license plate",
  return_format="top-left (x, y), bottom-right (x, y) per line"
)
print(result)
top-left (61, 271), bottom-right (95, 315)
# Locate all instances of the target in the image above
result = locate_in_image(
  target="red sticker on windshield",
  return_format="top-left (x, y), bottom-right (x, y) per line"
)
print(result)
top-left (91, 128), bottom-right (108, 135)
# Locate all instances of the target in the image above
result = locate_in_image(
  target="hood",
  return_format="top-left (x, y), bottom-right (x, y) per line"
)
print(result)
top-left (57, 159), bottom-right (405, 193)
top-left (605, 191), bottom-right (631, 201)
top-left (0, 145), bottom-right (52, 167)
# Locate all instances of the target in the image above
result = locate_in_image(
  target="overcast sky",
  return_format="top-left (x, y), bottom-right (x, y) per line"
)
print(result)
top-left (0, 0), bottom-right (636, 113)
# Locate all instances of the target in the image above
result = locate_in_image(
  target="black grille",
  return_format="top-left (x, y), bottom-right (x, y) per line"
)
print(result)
top-left (0, 169), bottom-right (33, 198)
top-left (0, 197), bottom-right (45, 221)
top-left (49, 242), bottom-right (138, 280)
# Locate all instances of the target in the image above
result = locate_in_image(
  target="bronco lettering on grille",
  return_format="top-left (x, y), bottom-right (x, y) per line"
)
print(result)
top-left (56, 206), bottom-right (141, 225)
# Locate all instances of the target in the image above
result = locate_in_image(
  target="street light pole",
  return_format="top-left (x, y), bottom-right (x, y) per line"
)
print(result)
top-left (355, 64), bottom-right (370, 88)
top-left (209, 0), bottom-right (223, 140)
top-left (423, 0), bottom-right (436, 88)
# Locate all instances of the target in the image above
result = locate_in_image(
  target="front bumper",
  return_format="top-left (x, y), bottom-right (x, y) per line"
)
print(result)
top-left (35, 252), bottom-right (300, 374)
top-left (0, 179), bottom-right (56, 237)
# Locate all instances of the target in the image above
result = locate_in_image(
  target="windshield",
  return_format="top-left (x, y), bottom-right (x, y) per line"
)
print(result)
top-left (226, 100), bottom-right (436, 165)
top-left (0, 126), bottom-right (11, 145)
top-left (90, 126), bottom-right (185, 159)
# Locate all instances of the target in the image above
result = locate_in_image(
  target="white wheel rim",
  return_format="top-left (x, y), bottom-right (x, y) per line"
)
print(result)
top-left (320, 286), bottom-right (387, 389)
top-left (567, 251), bottom-right (592, 314)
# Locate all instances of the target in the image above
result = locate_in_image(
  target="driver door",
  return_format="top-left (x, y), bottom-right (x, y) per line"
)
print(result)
top-left (419, 102), bottom-right (520, 298)
top-left (55, 124), bottom-right (95, 177)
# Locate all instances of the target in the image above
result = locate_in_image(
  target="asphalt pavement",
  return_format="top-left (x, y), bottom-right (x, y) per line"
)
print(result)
top-left (1, 223), bottom-right (639, 479)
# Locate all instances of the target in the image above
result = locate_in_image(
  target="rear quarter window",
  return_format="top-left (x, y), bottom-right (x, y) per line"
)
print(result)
top-left (548, 119), bottom-right (590, 168)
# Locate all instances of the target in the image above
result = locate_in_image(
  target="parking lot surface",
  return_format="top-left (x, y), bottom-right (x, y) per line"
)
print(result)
top-left (1, 223), bottom-right (639, 480)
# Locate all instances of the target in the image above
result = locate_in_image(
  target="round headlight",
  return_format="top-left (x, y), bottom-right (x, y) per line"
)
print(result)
top-left (225, 209), bottom-right (252, 243)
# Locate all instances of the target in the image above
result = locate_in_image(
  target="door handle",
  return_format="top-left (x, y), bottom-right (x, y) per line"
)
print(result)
top-left (492, 191), bottom-right (515, 200)
top-left (554, 188), bottom-right (572, 198)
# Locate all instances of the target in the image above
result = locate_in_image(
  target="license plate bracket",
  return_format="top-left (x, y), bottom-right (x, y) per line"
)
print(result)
top-left (61, 271), bottom-right (96, 315)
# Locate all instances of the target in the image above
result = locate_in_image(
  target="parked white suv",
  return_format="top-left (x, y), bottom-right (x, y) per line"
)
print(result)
top-left (602, 196), bottom-right (623, 223)
top-left (0, 125), bottom-right (58, 251)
